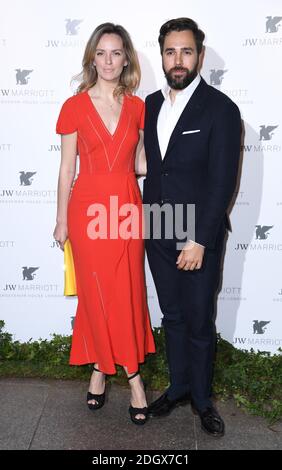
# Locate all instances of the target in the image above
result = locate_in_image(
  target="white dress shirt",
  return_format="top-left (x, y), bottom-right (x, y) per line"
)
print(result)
top-left (157, 73), bottom-right (201, 159)
top-left (157, 74), bottom-right (204, 248)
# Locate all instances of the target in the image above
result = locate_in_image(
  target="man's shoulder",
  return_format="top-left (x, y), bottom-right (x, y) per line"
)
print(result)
top-left (145, 90), bottom-right (163, 105)
top-left (204, 80), bottom-right (239, 112)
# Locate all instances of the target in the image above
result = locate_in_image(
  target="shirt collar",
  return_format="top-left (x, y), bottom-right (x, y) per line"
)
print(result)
top-left (161, 73), bottom-right (201, 102)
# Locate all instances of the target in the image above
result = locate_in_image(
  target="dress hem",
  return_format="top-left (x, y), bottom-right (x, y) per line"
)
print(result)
top-left (69, 349), bottom-right (156, 375)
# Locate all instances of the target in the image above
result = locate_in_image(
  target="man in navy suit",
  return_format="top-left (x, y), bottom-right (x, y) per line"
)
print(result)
top-left (143, 18), bottom-right (241, 437)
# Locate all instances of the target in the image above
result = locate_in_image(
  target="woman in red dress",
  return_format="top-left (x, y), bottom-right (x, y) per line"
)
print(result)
top-left (53, 23), bottom-right (155, 424)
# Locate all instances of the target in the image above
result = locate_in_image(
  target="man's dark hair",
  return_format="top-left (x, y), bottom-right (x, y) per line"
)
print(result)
top-left (158, 17), bottom-right (205, 55)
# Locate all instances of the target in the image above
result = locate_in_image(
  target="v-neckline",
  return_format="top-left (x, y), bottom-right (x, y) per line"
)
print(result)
top-left (85, 91), bottom-right (126, 139)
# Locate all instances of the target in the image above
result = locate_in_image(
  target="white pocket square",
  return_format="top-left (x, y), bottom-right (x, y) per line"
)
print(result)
top-left (182, 129), bottom-right (201, 135)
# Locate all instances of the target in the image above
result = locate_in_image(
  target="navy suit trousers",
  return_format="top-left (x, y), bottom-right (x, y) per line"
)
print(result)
top-left (145, 223), bottom-right (226, 411)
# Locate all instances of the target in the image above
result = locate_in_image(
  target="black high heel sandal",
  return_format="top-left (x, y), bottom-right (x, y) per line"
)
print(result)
top-left (128, 371), bottom-right (148, 425)
top-left (87, 365), bottom-right (106, 410)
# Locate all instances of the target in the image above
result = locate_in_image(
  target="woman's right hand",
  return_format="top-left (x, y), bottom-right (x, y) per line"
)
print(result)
top-left (53, 222), bottom-right (68, 251)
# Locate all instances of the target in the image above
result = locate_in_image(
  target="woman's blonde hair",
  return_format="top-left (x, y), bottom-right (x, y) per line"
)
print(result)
top-left (73, 23), bottom-right (141, 97)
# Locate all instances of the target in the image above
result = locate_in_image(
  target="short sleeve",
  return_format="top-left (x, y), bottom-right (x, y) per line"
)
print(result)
top-left (56, 97), bottom-right (77, 134)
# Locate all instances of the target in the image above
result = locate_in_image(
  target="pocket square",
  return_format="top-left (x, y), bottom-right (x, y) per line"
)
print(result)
top-left (182, 129), bottom-right (201, 135)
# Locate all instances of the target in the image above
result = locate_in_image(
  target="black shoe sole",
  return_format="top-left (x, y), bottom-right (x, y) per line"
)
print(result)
top-left (130, 417), bottom-right (148, 425)
top-left (200, 424), bottom-right (225, 438)
top-left (191, 405), bottom-right (225, 437)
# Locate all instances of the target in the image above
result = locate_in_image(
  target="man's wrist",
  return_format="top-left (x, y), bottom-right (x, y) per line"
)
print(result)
top-left (188, 239), bottom-right (205, 249)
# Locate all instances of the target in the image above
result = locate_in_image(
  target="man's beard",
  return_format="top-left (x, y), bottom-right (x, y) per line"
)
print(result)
top-left (163, 63), bottom-right (198, 90)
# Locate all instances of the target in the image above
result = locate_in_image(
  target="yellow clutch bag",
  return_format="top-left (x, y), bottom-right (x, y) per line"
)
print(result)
top-left (64, 238), bottom-right (77, 296)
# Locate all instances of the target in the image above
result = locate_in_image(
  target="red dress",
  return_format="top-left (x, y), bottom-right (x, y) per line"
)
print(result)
top-left (56, 92), bottom-right (155, 374)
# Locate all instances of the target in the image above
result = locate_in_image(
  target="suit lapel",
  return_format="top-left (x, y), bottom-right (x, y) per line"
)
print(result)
top-left (163, 78), bottom-right (209, 163)
top-left (147, 91), bottom-right (164, 163)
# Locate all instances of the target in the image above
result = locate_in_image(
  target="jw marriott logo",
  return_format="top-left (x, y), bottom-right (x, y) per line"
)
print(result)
top-left (243, 16), bottom-right (282, 46)
top-left (253, 320), bottom-right (270, 334)
top-left (234, 225), bottom-right (282, 251)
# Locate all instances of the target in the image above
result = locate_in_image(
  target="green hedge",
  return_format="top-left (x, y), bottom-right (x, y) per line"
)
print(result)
top-left (0, 320), bottom-right (281, 423)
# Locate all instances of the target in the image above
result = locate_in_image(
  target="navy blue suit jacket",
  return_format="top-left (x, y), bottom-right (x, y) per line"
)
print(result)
top-left (143, 77), bottom-right (242, 249)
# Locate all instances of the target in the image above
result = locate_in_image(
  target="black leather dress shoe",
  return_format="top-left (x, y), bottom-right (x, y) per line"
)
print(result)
top-left (148, 392), bottom-right (190, 417)
top-left (197, 406), bottom-right (225, 437)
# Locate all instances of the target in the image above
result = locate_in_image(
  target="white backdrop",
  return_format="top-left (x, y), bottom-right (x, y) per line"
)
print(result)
top-left (1, 0), bottom-right (282, 353)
